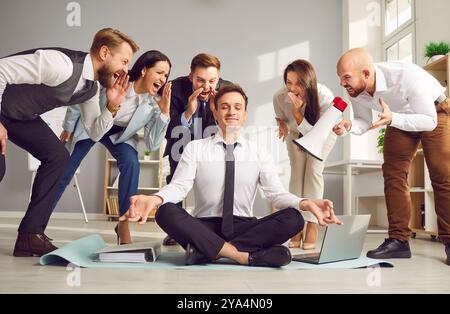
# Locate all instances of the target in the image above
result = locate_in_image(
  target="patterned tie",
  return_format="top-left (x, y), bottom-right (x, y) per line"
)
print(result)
top-left (222, 143), bottom-right (237, 239)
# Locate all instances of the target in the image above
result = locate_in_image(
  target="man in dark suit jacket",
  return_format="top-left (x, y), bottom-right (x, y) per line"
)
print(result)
top-left (163, 53), bottom-right (230, 245)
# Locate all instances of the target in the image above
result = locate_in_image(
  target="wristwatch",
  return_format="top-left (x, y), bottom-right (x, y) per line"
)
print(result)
top-left (107, 103), bottom-right (120, 114)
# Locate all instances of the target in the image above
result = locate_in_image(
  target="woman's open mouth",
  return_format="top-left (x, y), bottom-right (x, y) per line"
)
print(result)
top-left (153, 82), bottom-right (162, 90)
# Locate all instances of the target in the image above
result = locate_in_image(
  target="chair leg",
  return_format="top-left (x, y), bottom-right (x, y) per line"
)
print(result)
top-left (73, 174), bottom-right (88, 223)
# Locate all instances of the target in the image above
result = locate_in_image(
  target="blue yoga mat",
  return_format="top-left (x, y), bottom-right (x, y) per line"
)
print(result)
top-left (40, 234), bottom-right (393, 270)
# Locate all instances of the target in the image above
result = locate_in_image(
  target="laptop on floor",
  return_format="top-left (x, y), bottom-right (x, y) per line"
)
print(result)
top-left (292, 215), bottom-right (371, 264)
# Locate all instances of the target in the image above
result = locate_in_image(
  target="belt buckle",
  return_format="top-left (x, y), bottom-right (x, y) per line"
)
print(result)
top-left (435, 94), bottom-right (447, 105)
top-left (436, 97), bottom-right (450, 114)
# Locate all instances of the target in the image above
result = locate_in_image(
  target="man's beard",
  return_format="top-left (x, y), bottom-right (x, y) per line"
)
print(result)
top-left (97, 63), bottom-right (116, 88)
top-left (346, 81), bottom-right (366, 97)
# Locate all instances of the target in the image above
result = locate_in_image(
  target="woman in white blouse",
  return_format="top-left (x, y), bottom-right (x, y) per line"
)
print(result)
top-left (273, 59), bottom-right (337, 249)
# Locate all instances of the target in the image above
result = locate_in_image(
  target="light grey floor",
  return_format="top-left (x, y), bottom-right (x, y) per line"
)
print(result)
top-left (0, 217), bottom-right (448, 294)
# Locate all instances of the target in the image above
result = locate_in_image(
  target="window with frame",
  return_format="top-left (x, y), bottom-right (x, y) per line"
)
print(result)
top-left (385, 0), bottom-right (413, 36)
top-left (383, 0), bottom-right (415, 63)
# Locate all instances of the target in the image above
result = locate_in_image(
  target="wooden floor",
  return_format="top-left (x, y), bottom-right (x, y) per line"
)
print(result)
top-left (0, 217), bottom-right (448, 294)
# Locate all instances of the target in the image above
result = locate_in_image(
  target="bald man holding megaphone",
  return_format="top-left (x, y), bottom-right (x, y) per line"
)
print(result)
top-left (333, 48), bottom-right (450, 266)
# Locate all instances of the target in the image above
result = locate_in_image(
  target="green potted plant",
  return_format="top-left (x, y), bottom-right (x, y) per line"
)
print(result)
top-left (143, 150), bottom-right (151, 161)
top-left (377, 128), bottom-right (386, 154)
top-left (425, 41), bottom-right (449, 64)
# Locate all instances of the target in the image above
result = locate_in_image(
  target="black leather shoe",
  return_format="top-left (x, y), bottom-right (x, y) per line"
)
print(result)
top-left (13, 233), bottom-right (57, 257)
top-left (184, 243), bottom-right (210, 265)
top-left (445, 244), bottom-right (450, 266)
top-left (163, 235), bottom-right (178, 246)
top-left (367, 238), bottom-right (411, 259)
top-left (248, 245), bottom-right (292, 267)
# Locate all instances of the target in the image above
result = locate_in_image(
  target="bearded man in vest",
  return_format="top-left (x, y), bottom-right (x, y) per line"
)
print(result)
top-left (0, 28), bottom-right (139, 257)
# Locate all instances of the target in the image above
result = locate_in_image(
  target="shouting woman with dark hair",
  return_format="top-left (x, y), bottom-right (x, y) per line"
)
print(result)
top-left (53, 50), bottom-right (172, 244)
top-left (273, 59), bottom-right (337, 250)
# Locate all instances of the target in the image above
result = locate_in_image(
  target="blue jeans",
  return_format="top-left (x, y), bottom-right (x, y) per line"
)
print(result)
top-left (52, 132), bottom-right (139, 216)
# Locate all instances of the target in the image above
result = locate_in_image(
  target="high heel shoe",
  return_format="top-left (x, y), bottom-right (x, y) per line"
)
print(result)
top-left (302, 223), bottom-right (317, 250)
top-left (302, 242), bottom-right (316, 250)
top-left (288, 231), bottom-right (303, 249)
top-left (114, 221), bottom-right (132, 245)
top-left (288, 241), bottom-right (302, 248)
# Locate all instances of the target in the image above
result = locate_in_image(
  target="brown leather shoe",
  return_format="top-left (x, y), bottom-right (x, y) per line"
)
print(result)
top-left (13, 233), bottom-right (57, 257)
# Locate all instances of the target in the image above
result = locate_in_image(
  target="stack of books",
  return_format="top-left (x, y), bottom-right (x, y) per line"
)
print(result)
top-left (106, 197), bottom-right (120, 216)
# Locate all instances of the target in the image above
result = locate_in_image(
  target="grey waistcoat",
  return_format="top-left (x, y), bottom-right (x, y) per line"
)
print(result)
top-left (1, 47), bottom-right (98, 121)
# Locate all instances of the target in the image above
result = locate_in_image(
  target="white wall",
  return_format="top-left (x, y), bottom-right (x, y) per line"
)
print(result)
top-left (415, 0), bottom-right (450, 67)
top-left (0, 0), bottom-right (343, 215)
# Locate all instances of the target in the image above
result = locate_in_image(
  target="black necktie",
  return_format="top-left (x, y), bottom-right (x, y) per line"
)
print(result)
top-left (193, 101), bottom-right (206, 138)
top-left (222, 143), bottom-right (237, 239)
top-left (198, 101), bottom-right (206, 120)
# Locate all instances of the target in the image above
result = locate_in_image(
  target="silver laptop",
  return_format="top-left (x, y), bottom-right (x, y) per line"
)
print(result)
top-left (292, 215), bottom-right (370, 264)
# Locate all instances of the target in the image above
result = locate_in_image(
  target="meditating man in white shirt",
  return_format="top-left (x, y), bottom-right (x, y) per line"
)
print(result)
top-left (120, 83), bottom-right (343, 268)
top-left (333, 48), bottom-right (450, 265)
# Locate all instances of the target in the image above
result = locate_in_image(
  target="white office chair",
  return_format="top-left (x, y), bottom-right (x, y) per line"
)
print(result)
top-left (28, 110), bottom-right (88, 223)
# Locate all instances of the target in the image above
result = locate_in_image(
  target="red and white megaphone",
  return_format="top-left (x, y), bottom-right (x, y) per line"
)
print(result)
top-left (293, 96), bottom-right (348, 161)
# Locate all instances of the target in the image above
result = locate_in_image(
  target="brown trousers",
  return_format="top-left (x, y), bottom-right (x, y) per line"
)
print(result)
top-left (383, 98), bottom-right (450, 244)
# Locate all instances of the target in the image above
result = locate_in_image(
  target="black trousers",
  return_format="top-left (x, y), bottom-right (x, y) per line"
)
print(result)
top-left (0, 114), bottom-right (69, 234)
top-left (0, 154), bottom-right (5, 182)
top-left (155, 203), bottom-right (305, 259)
